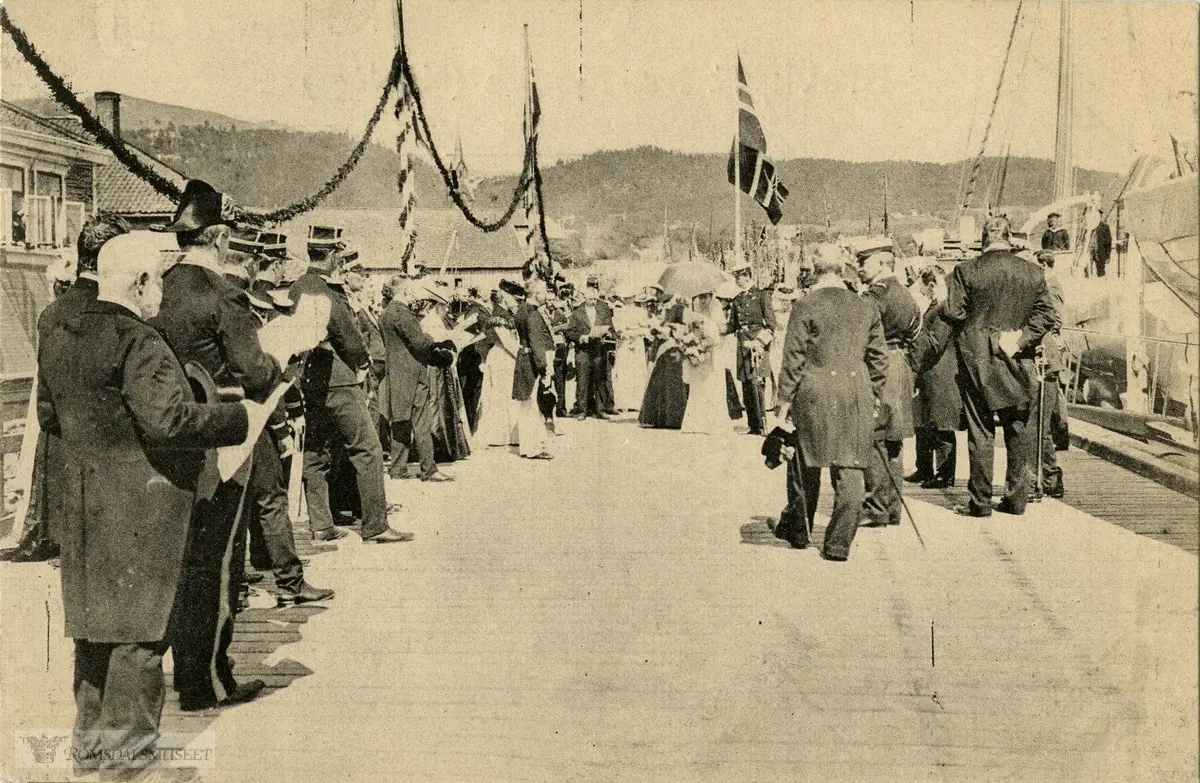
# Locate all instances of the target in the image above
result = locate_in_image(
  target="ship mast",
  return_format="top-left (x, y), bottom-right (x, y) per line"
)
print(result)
top-left (1052, 2), bottom-right (1076, 201)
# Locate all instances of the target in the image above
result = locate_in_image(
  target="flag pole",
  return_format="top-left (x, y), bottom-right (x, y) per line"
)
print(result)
top-left (733, 55), bottom-right (742, 270)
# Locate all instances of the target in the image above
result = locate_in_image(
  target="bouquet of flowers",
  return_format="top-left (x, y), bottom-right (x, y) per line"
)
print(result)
top-left (673, 320), bottom-right (719, 367)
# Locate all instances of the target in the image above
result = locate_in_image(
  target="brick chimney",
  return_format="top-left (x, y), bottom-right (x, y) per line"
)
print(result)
top-left (94, 91), bottom-right (121, 138)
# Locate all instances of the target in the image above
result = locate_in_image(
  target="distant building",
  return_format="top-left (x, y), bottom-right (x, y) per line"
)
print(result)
top-left (365, 208), bottom-right (529, 290)
top-left (1, 99), bottom-right (111, 377)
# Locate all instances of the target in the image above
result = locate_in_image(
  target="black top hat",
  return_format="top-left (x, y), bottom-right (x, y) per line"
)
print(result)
top-left (585, 275), bottom-right (601, 289)
top-left (159, 180), bottom-right (237, 233)
top-left (498, 279), bottom-right (526, 298)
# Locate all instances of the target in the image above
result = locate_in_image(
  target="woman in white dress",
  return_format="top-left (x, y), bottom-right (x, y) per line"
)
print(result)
top-left (475, 287), bottom-right (521, 447)
top-left (611, 298), bottom-right (650, 411)
top-left (679, 292), bottom-right (731, 435)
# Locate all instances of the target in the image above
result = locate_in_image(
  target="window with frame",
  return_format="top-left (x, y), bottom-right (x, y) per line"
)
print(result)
top-left (0, 164), bottom-right (25, 245)
top-left (29, 171), bottom-right (65, 247)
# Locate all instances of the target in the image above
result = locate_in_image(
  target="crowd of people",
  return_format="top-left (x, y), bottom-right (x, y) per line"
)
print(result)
top-left (1, 169), bottom-right (1073, 780)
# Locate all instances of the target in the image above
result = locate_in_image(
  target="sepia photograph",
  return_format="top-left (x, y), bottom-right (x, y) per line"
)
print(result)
top-left (0, 1), bottom-right (1197, 780)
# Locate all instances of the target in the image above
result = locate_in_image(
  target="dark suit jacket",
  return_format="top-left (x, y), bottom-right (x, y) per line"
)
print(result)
top-left (379, 299), bottom-right (439, 423)
top-left (776, 285), bottom-right (888, 468)
top-left (289, 271), bottom-right (370, 393)
top-left (935, 247), bottom-right (1057, 411)
top-left (909, 301), bottom-right (964, 432)
top-left (38, 300), bottom-right (248, 642)
top-left (151, 261), bottom-right (281, 403)
top-left (563, 300), bottom-right (614, 349)
top-left (513, 302), bottom-right (555, 401)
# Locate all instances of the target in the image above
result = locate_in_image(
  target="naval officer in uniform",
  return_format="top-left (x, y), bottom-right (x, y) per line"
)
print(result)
top-left (728, 260), bottom-right (778, 435)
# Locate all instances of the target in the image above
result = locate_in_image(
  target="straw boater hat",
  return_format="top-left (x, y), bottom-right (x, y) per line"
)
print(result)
top-left (852, 236), bottom-right (895, 259)
top-left (728, 259), bottom-right (753, 276)
top-left (268, 288), bottom-right (294, 310)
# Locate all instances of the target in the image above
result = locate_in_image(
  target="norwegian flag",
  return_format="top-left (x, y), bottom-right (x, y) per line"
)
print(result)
top-left (727, 56), bottom-right (789, 225)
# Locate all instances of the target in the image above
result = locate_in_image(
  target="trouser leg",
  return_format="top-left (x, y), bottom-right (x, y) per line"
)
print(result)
top-left (410, 385), bottom-right (438, 477)
top-left (777, 448), bottom-right (819, 547)
top-left (1000, 406), bottom-right (1035, 513)
top-left (554, 347), bottom-right (569, 415)
top-left (824, 466), bottom-right (866, 559)
top-left (73, 639), bottom-right (107, 774)
top-left (302, 409), bottom-right (335, 534)
top-left (517, 394), bottom-right (547, 456)
top-left (913, 428), bottom-right (934, 478)
top-left (96, 642), bottom-right (167, 777)
top-left (961, 384), bottom-right (997, 512)
top-left (862, 440), bottom-right (902, 525)
top-left (575, 349), bottom-right (592, 413)
top-left (933, 429), bottom-right (957, 482)
top-left (1037, 373), bottom-right (1064, 493)
top-left (327, 386), bottom-right (389, 539)
top-left (742, 375), bottom-right (766, 434)
top-left (169, 479), bottom-right (246, 707)
top-left (247, 433), bottom-right (303, 592)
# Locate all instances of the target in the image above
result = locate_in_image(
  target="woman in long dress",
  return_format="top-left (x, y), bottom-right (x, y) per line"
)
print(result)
top-left (679, 292), bottom-right (732, 435)
top-left (638, 297), bottom-right (689, 429)
top-left (611, 298), bottom-right (650, 412)
top-left (418, 301), bottom-right (472, 463)
top-left (475, 288), bottom-right (520, 447)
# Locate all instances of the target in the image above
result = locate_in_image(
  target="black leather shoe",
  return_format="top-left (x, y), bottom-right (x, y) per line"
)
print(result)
top-left (277, 582), bottom-right (335, 605)
top-left (573, 413), bottom-right (587, 421)
top-left (905, 471), bottom-right (933, 484)
top-left (995, 498), bottom-right (1025, 516)
top-left (312, 527), bottom-right (349, 542)
top-left (821, 551), bottom-right (848, 562)
top-left (421, 471), bottom-right (456, 483)
top-left (921, 477), bottom-right (955, 489)
top-left (363, 528), bottom-right (414, 543)
top-left (1, 538), bottom-right (60, 563)
top-left (1045, 485), bottom-right (1065, 499)
top-left (952, 504), bottom-right (992, 518)
top-left (593, 412), bottom-right (611, 421)
top-left (180, 679), bottom-right (265, 712)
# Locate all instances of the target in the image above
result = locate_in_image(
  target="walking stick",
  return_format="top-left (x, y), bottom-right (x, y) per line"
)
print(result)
top-left (874, 440), bottom-right (927, 550)
top-left (1033, 348), bottom-right (1046, 502)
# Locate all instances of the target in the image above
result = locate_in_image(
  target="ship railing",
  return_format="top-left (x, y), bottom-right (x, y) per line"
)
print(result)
top-left (1059, 326), bottom-right (1197, 436)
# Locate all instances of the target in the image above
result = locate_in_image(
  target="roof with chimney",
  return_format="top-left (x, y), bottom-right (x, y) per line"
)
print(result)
top-left (94, 140), bottom-right (185, 217)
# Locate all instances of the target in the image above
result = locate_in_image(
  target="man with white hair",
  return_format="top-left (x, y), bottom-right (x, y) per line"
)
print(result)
top-left (771, 244), bottom-right (888, 561)
top-left (38, 231), bottom-right (258, 780)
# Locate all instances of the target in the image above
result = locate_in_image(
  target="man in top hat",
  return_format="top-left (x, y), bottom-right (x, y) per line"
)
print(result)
top-left (39, 231), bottom-right (258, 778)
top-left (2, 214), bottom-right (133, 564)
top-left (1041, 212), bottom-right (1070, 252)
top-left (771, 244), bottom-right (889, 561)
top-left (379, 277), bottom-right (457, 481)
top-left (854, 236), bottom-right (921, 528)
top-left (290, 227), bottom-right (413, 543)
top-left (551, 281), bottom-right (576, 417)
top-left (728, 259), bottom-right (778, 435)
top-left (919, 215), bottom-right (1056, 517)
top-left (564, 275), bottom-right (616, 420)
top-left (150, 179), bottom-right (283, 711)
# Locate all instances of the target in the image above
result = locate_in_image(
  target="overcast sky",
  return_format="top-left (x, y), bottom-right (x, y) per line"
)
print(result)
top-left (2, 1), bottom-right (1196, 175)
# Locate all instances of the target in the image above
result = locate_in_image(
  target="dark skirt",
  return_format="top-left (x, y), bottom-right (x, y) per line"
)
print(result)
top-left (430, 366), bottom-right (471, 463)
top-left (638, 346), bottom-right (689, 429)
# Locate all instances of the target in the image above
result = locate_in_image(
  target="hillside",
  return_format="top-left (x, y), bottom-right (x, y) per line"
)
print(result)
top-left (12, 94), bottom-right (292, 133)
top-left (108, 122), bottom-right (1118, 260)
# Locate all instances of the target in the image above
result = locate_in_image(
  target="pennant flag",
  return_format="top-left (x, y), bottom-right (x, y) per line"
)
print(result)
top-left (727, 57), bottom-right (789, 225)
top-left (519, 29), bottom-right (544, 263)
top-left (523, 41), bottom-right (541, 141)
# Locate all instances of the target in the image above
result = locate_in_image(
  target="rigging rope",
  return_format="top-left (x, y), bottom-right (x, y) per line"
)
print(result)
top-left (959, 1), bottom-right (1024, 214)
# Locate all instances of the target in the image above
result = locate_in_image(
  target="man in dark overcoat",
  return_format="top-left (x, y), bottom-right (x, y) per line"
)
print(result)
top-left (771, 244), bottom-right (889, 561)
top-left (380, 277), bottom-right (456, 481)
top-left (2, 214), bottom-right (129, 563)
top-left (291, 229), bottom-right (413, 544)
top-left (149, 181), bottom-right (282, 711)
top-left (564, 276), bottom-right (615, 420)
top-left (513, 278), bottom-right (557, 459)
top-left (855, 238), bottom-right (920, 527)
top-left (921, 216), bottom-right (1057, 516)
top-left (728, 260), bottom-right (778, 435)
top-left (38, 232), bottom-right (253, 777)
top-left (907, 266), bottom-right (962, 488)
